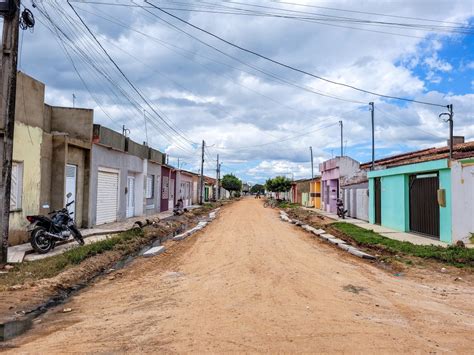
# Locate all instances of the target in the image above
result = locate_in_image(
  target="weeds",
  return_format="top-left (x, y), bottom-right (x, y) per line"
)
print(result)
top-left (0, 229), bottom-right (144, 289)
top-left (331, 222), bottom-right (474, 267)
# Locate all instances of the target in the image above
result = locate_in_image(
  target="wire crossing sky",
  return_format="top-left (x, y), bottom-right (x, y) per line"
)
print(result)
top-left (20, 0), bottom-right (474, 182)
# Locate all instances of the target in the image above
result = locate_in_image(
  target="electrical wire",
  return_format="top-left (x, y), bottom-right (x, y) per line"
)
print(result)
top-left (145, 0), bottom-right (449, 108)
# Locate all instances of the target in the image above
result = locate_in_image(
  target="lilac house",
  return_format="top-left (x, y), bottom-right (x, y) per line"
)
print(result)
top-left (319, 156), bottom-right (360, 213)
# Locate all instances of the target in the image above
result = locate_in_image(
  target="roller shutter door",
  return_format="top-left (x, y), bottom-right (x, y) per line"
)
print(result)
top-left (96, 170), bottom-right (119, 225)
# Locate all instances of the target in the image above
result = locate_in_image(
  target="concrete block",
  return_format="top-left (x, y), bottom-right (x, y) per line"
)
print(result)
top-left (313, 229), bottom-right (326, 235)
top-left (143, 246), bottom-right (166, 257)
top-left (7, 250), bottom-right (25, 263)
top-left (172, 234), bottom-right (187, 241)
top-left (320, 233), bottom-right (335, 241)
top-left (325, 236), bottom-right (346, 245)
top-left (347, 248), bottom-right (376, 260)
top-left (337, 243), bottom-right (351, 251)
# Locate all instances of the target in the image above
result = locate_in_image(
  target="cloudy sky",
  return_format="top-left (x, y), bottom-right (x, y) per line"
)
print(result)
top-left (17, 0), bottom-right (474, 183)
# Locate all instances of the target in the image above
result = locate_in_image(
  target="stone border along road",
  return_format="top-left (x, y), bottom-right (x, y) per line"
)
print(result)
top-left (279, 210), bottom-right (376, 260)
top-left (142, 208), bottom-right (221, 257)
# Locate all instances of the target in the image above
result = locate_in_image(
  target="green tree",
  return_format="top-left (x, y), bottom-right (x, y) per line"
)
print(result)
top-left (250, 184), bottom-right (265, 194)
top-left (221, 174), bottom-right (242, 197)
top-left (265, 176), bottom-right (292, 198)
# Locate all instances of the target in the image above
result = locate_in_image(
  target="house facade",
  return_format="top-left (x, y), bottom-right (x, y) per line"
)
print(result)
top-left (365, 141), bottom-right (474, 244)
top-left (340, 170), bottom-right (369, 221)
top-left (89, 125), bottom-right (166, 226)
top-left (176, 170), bottom-right (194, 207)
top-left (319, 156), bottom-right (360, 213)
top-left (9, 72), bottom-right (93, 245)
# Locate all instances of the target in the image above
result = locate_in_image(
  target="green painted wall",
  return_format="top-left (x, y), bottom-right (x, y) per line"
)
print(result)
top-left (368, 159), bottom-right (452, 243)
top-left (439, 169), bottom-right (452, 243)
top-left (380, 175), bottom-right (407, 231)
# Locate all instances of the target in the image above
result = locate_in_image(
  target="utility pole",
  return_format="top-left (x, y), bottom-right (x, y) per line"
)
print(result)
top-left (0, 1), bottom-right (20, 264)
top-left (309, 146), bottom-right (314, 179)
top-left (199, 140), bottom-right (205, 204)
top-left (72, 93), bottom-right (76, 108)
top-left (439, 104), bottom-right (454, 160)
top-left (143, 109), bottom-right (148, 146)
top-left (216, 154), bottom-right (220, 200)
top-left (369, 102), bottom-right (375, 170)
top-left (339, 120), bottom-right (343, 157)
top-left (177, 157), bottom-right (180, 169)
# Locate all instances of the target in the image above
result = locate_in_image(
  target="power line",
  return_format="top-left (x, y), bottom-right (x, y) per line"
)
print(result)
top-left (145, 0), bottom-right (449, 108)
top-left (35, 1), bottom-right (199, 155)
top-left (67, 0), bottom-right (198, 146)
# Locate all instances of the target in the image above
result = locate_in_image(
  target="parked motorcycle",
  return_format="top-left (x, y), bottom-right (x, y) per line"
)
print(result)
top-left (336, 198), bottom-right (348, 219)
top-left (26, 192), bottom-right (85, 254)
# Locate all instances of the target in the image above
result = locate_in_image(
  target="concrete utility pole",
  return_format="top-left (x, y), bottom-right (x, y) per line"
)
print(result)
top-left (309, 146), bottom-right (314, 179)
top-left (0, 0), bottom-right (20, 264)
top-left (339, 120), bottom-right (343, 157)
top-left (369, 102), bottom-right (375, 170)
top-left (199, 140), bottom-right (205, 205)
top-left (216, 154), bottom-right (220, 200)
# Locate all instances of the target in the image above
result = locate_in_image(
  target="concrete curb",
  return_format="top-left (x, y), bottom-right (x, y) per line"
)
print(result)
top-left (143, 246), bottom-right (166, 258)
top-left (279, 210), bottom-right (376, 261)
top-left (172, 208), bottom-right (220, 242)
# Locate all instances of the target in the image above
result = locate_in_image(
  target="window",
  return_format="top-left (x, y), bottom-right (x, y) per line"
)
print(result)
top-left (10, 162), bottom-right (23, 210)
top-left (146, 175), bottom-right (154, 199)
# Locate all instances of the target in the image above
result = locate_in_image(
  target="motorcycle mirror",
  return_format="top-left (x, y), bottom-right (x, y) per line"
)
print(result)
top-left (67, 192), bottom-right (72, 199)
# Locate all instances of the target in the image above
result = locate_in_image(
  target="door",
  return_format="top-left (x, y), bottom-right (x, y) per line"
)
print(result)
top-left (374, 177), bottom-right (381, 225)
top-left (126, 176), bottom-right (135, 218)
top-left (409, 173), bottom-right (440, 238)
top-left (168, 178), bottom-right (175, 210)
top-left (65, 164), bottom-right (77, 220)
top-left (96, 170), bottom-right (119, 225)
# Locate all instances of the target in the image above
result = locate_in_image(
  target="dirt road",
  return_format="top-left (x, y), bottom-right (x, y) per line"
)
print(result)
top-left (4, 198), bottom-right (474, 353)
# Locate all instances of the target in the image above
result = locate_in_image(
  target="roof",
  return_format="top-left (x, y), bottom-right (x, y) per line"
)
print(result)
top-left (360, 141), bottom-right (474, 169)
top-left (204, 176), bottom-right (216, 184)
top-left (292, 177), bottom-right (321, 184)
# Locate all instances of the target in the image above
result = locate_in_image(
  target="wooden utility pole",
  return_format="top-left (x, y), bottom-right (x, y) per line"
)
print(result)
top-left (309, 146), bottom-right (313, 179)
top-left (0, 1), bottom-right (20, 264)
top-left (199, 140), bottom-right (205, 204)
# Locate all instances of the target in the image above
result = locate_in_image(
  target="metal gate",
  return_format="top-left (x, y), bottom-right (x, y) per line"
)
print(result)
top-left (409, 173), bottom-right (440, 238)
top-left (374, 177), bottom-right (381, 225)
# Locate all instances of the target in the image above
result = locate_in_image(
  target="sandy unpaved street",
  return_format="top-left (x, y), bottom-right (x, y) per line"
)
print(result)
top-left (4, 198), bottom-right (474, 353)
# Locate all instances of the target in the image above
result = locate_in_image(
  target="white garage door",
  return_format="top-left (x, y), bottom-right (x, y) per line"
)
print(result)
top-left (96, 170), bottom-right (119, 225)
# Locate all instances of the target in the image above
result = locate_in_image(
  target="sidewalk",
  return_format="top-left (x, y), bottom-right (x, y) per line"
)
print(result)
top-left (304, 208), bottom-right (473, 248)
top-left (7, 207), bottom-right (200, 263)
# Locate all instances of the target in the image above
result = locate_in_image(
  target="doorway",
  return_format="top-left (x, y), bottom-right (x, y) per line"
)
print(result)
top-left (409, 173), bottom-right (440, 238)
top-left (65, 164), bottom-right (77, 221)
top-left (374, 177), bottom-right (381, 225)
top-left (126, 176), bottom-right (135, 218)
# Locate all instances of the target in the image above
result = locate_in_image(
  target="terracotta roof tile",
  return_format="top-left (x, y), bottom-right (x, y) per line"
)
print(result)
top-left (360, 141), bottom-right (474, 169)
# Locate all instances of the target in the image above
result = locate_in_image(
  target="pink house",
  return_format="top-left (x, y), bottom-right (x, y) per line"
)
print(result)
top-left (319, 156), bottom-right (360, 213)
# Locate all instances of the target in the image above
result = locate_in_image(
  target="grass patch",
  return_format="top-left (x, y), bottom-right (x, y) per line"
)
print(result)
top-left (0, 229), bottom-right (144, 289)
top-left (278, 201), bottom-right (300, 209)
top-left (331, 222), bottom-right (474, 267)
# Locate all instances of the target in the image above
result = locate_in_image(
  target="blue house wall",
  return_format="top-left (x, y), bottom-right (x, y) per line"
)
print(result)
top-left (368, 159), bottom-right (452, 243)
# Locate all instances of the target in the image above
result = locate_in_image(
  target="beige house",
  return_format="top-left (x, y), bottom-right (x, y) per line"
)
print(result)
top-left (9, 72), bottom-right (93, 245)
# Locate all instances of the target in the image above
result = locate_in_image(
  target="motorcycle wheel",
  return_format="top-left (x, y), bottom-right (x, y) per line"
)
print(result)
top-left (30, 227), bottom-right (53, 254)
top-left (70, 226), bottom-right (85, 246)
top-left (263, 202), bottom-right (269, 208)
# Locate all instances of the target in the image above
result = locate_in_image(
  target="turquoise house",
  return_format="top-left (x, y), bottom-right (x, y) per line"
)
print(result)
top-left (363, 140), bottom-right (474, 244)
